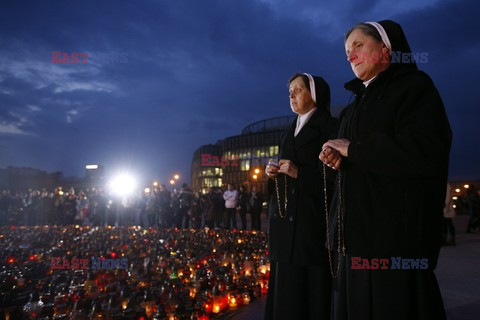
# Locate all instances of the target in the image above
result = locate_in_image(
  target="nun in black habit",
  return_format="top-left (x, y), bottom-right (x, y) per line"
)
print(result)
top-left (264, 73), bottom-right (338, 319)
top-left (320, 20), bottom-right (451, 319)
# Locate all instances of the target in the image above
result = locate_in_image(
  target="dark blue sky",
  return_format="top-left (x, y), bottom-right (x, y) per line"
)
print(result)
top-left (0, 0), bottom-right (479, 185)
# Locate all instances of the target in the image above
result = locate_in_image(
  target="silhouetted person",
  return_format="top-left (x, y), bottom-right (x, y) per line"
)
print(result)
top-left (466, 185), bottom-right (480, 233)
top-left (177, 183), bottom-right (194, 229)
top-left (238, 185), bottom-right (248, 230)
top-left (248, 185), bottom-right (264, 231)
top-left (443, 183), bottom-right (456, 245)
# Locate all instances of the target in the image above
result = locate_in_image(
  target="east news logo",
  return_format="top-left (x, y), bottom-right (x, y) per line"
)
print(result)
top-left (351, 257), bottom-right (429, 270)
top-left (51, 257), bottom-right (128, 270)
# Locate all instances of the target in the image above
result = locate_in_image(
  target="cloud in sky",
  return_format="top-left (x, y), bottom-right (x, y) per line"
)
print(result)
top-left (0, 0), bottom-right (479, 183)
top-left (0, 122), bottom-right (29, 135)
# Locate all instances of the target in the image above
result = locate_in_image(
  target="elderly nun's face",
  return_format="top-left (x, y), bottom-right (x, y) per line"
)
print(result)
top-left (289, 77), bottom-right (315, 115)
top-left (345, 28), bottom-right (390, 81)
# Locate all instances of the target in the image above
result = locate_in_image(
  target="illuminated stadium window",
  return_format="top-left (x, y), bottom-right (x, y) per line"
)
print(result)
top-left (269, 146), bottom-right (276, 155)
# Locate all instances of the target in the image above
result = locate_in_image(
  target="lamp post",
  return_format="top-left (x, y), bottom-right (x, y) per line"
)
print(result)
top-left (170, 174), bottom-right (180, 188)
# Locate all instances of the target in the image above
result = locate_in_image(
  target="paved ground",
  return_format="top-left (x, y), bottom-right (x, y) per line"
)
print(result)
top-left (436, 215), bottom-right (480, 320)
top-left (235, 214), bottom-right (480, 320)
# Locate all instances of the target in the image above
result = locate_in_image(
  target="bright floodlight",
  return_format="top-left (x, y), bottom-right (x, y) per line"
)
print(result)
top-left (86, 164), bottom-right (99, 170)
top-left (109, 174), bottom-right (136, 196)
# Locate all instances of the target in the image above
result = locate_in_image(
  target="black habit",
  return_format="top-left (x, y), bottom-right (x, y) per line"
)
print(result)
top-left (330, 20), bottom-right (452, 320)
top-left (265, 75), bottom-right (338, 320)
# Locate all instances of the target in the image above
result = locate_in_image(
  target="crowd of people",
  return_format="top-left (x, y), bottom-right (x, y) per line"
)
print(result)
top-left (0, 183), bottom-right (265, 231)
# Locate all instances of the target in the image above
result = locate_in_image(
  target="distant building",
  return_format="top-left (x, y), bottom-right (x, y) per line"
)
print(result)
top-left (191, 115), bottom-right (295, 194)
top-left (191, 142), bottom-right (224, 194)
top-left (84, 164), bottom-right (105, 188)
top-left (0, 164), bottom-right (107, 192)
top-left (0, 167), bottom-right (63, 192)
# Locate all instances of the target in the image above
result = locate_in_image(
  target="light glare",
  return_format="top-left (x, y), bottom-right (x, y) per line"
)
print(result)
top-left (110, 173), bottom-right (136, 196)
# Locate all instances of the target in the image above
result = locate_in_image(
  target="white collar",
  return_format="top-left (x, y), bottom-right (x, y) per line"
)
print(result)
top-left (363, 76), bottom-right (377, 87)
top-left (294, 107), bottom-right (317, 137)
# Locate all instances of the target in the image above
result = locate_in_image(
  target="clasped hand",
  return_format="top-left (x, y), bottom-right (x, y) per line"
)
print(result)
top-left (319, 139), bottom-right (350, 170)
top-left (265, 159), bottom-right (298, 179)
